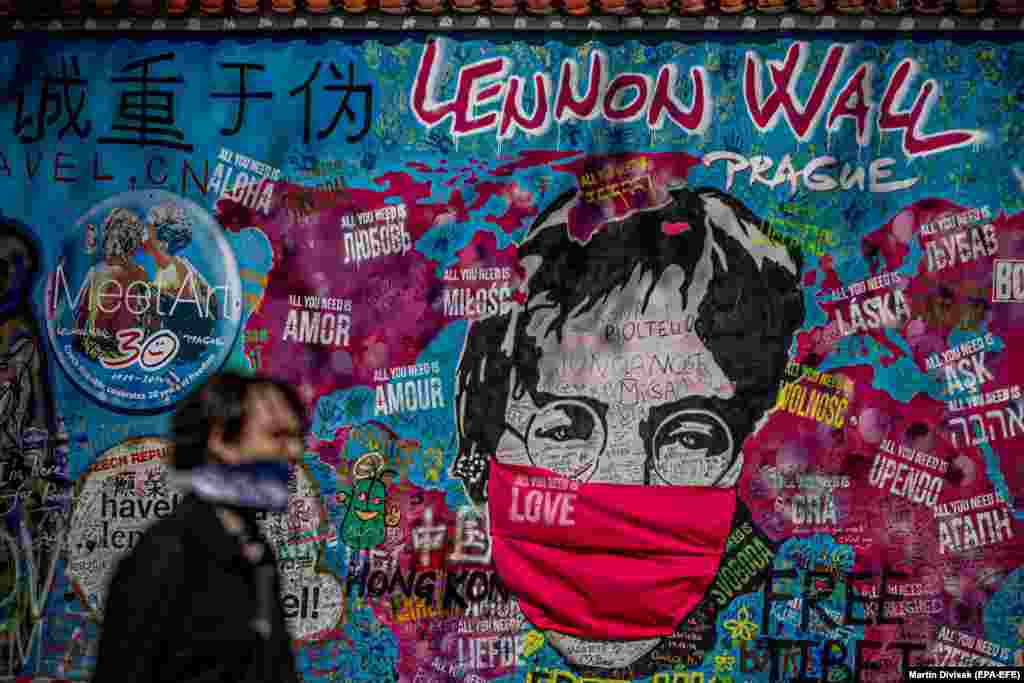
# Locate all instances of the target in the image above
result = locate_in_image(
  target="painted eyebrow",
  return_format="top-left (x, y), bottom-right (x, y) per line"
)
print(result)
top-left (530, 391), bottom-right (609, 417)
top-left (665, 421), bottom-right (713, 438)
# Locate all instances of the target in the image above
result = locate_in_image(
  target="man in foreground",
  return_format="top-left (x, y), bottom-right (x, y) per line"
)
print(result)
top-left (93, 372), bottom-right (306, 683)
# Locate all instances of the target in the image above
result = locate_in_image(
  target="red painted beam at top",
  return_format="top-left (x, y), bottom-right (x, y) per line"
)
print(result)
top-left (0, 0), bottom-right (1019, 23)
top-left (199, 0), bottom-right (227, 13)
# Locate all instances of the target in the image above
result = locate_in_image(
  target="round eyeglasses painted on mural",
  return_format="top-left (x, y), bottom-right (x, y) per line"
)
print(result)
top-left (44, 189), bottom-right (244, 412)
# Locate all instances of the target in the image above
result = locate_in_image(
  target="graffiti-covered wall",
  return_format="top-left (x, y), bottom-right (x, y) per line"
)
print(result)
top-left (0, 31), bottom-right (1022, 683)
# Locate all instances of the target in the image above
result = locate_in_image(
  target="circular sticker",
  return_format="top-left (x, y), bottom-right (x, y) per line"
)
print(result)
top-left (67, 436), bottom-right (178, 616)
top-left (45, 190), bottom-right (243, 412)
top-left (259, 465), bottom-right (344, 641)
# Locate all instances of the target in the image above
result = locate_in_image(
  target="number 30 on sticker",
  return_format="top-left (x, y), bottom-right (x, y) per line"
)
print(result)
top-left (100, 328), bottom-right (180, 371)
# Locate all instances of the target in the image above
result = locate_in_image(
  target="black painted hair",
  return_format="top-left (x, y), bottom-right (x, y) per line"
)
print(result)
top-left (452, 186), bottom-right (805, 504)
top-left (170, 371), bottom-right (307, 470)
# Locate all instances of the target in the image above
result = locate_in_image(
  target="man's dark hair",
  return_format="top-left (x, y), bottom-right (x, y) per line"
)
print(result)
top-left (452, 186), bottom-right (805, 503)
top-left (170, 371), bottom-right (307, 470)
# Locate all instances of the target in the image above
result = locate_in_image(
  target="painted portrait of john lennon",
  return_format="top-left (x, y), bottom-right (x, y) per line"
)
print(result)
top-left (452, 185), bottom-right (805, 676)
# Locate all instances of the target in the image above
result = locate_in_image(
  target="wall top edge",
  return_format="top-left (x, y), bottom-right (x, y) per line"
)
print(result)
top-left (1, 11), bottom-right (1023, 32)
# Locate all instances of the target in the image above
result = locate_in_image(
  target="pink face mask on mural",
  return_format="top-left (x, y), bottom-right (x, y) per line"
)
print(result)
top-left (488, 461), bottom-right (737, 641)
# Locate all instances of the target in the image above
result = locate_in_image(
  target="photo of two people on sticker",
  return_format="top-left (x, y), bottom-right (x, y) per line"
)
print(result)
top-left (452, 186), bottom-right (804, 677)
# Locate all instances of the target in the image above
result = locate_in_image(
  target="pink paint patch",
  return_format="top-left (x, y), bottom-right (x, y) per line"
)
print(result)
top-left (662, 221), bottom-right (690, 235)
top-left (553, 152), bottom-right (700, 243)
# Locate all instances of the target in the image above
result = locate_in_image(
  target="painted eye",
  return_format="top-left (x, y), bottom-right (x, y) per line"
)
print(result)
top-left (371, 497), bottom-right (382, 505)
top-left (526, 400), bottom-right (605, 482)
top-left (652, 409), bottom-right (735, 486)
top-left (537, 425), bottom-right (574, 442)
top-left (358, 492), bottom-right (368, 501)
top-left (531, 401), bottom-right (599, 443)
top-left (676, 431), bottom-right (713, 450)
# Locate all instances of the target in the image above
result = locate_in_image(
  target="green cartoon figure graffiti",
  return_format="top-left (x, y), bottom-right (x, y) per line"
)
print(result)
top-left (337, 453), bottom-right (398, 550)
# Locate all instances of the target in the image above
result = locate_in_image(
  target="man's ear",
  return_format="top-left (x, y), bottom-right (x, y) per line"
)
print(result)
top-left (207, 424), bottom-right (242, 465)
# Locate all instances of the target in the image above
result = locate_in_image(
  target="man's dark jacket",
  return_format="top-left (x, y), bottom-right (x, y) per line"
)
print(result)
top-left (92, 494), bottom-right (300, 683)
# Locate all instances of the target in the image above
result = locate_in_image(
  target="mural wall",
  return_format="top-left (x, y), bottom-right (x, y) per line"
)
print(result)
top-left (0, 31), bottom-right (1022, 682)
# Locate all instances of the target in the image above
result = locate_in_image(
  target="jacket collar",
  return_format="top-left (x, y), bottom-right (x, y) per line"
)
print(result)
top-left (181, 494), bottom-right (269, 571)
